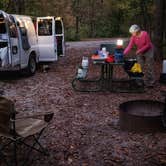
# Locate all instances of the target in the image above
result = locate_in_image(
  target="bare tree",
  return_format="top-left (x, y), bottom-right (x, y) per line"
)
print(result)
top-left (72, 0), bottom-right (80, 39)
top-left (153, 0), bottom-right (164, 60)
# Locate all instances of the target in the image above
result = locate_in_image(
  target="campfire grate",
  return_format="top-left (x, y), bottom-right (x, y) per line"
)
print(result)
top-left (119, 100), bottom-right (165, 132)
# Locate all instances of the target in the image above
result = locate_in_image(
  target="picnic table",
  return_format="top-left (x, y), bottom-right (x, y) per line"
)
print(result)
top-left (72, 56), bottom-right (144, 93)
top-left (93, 59), bottom-right (125, 91)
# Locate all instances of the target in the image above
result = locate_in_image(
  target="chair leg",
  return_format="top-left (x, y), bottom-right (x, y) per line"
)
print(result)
top-left (0, 150), bottom-right (10, 166)
top-left (33, 135), bottom-right (49, 156)
top-left (21, 129), bottom-right (48, 155)
top-left (0, 140), bottom-right (14, 166)
top-left (21, 129), bottom-right (47, 166)
top-left (13, 141), bottom-right (17, 166)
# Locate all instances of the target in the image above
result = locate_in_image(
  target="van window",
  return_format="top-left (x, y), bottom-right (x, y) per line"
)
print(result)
top-left (8, 15), bottom-right (17, 38)
top-left (0, 23), bottom-right (6, 34)
top-left (38, 19), bottom-right (52, 36)
top-left (9, 24), bottom-right (17, 38)
top-left (0, 14), bottom-right (6, 34)
top-left (55, 20), bottom-right (62, 34)
top-left (19, 26), bottom-right (30, 50)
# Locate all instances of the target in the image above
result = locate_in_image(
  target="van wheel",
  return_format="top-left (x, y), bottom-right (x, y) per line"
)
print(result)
top-left (27, 56), bottom-right (36, 75)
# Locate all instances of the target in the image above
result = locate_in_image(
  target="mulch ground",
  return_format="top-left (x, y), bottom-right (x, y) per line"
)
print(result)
top-left (1, 46), bottom-right (166, 166)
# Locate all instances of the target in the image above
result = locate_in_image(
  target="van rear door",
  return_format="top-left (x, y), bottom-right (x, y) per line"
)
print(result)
top-left (37, 17), bottom-right (57, 62)
top-left (0, 11), bottom-right (20, 68)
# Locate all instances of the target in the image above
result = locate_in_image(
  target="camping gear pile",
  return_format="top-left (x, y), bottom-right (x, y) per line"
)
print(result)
top-left (91, 46), bottom-right (124, 63)
top-left (91, 42), bottom-right (144, 78)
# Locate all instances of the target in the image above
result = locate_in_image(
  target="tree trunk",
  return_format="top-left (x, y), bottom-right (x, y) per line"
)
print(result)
top-left (163, 0), bottom-right (166, 45)
top-left (88, 0), bottom-right (95, 37)
top-left (14, 0), bottom-right (25, 14)
top-left (140, 0), bottom-right (148, 30)
top-left (75, 16), bottom-right (79, 40)
top-left (153, 0), bottom-right (164, 60)
top-left (74, 0), bottom-right (80, 40)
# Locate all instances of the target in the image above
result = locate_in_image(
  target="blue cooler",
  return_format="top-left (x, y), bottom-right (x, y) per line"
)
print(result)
top-left (114, 48), bottom-right (124, 62)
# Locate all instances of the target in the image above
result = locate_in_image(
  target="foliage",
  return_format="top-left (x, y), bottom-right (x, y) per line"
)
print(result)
top-left (0, 0), bottom-right (10, 11)
top-left (0, 0), bottom-right (165, 55)
top-left (0, 0), bottom-right (153, 38)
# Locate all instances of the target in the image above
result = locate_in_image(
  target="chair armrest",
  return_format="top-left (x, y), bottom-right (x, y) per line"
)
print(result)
top-left (16, 111), bottom-right (54, 122)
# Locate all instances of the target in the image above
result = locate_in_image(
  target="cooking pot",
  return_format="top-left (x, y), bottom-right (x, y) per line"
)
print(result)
top-left (123, 58), bottom-right (137, 71)
top-left (123, 58), bottom-right (144, 77)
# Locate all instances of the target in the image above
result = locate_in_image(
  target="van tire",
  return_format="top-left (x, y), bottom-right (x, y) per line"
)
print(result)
top-left (26, 56), bottom-right (36, 76)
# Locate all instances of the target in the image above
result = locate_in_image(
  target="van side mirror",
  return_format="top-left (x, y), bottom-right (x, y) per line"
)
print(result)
top-left (20, 27), bottom-right (27, 36)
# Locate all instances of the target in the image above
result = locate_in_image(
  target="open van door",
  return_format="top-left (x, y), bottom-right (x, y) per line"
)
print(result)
top-left (37, 17), bottom-right (57, 62)
top-left (55, 17), bottom-right (65, 57)
top-left (8, 15), bottom-right (20, 67)
top-left (0, 11), bottom-right (20, 68)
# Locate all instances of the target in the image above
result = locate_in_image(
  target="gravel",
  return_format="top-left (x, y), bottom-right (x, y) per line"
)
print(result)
top-left (0, 40), bottom-right (166, 166)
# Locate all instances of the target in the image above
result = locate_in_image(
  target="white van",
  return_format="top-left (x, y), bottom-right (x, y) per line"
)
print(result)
top-left (0, 10), bottom-right (39, 75)
top-left (36, 16), bottom-right (65, 62)
top-left (0, 10), bottom-right (65, 74)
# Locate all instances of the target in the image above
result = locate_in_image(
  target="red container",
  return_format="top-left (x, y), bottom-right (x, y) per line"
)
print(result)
top-left (105, 55), bottom-right (114, 63)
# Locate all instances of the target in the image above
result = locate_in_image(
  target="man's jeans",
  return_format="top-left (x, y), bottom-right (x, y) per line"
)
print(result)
top-left (137, 48), bottom-right (155, 86)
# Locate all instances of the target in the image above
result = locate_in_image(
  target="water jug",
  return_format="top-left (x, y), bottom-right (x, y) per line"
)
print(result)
top-left (77, 68), bottom-right (83, 78)
top-left (82, 56), bottom-right (89, 69)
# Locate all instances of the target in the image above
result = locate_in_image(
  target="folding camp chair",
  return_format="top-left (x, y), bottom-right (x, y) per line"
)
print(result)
top-left (0, 96), bottom-right (54, 166)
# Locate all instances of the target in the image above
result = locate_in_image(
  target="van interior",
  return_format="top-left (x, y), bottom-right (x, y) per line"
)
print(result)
top-left (38, 19), bottom-right (52, 36)
top-left (55, 20), bottom-right (63, 56)
top-left (0, 14), bottom-right (8, 48)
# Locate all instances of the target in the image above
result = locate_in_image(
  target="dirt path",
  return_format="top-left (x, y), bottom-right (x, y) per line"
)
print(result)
top-left (0, 39), bottom-right (166, 166)
top-left (66, 38), bottom-right (128, 49)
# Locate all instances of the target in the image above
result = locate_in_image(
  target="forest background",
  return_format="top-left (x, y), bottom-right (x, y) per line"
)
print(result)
top-left (0, 0), bottom-right (165, 58)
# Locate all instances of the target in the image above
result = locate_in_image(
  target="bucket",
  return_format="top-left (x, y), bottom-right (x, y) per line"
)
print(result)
top-left (162, 60), bottom-right (166, 73)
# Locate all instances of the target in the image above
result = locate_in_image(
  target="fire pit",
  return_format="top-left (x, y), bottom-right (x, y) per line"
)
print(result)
top-left (119, 100), bottom-right (165, 132)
